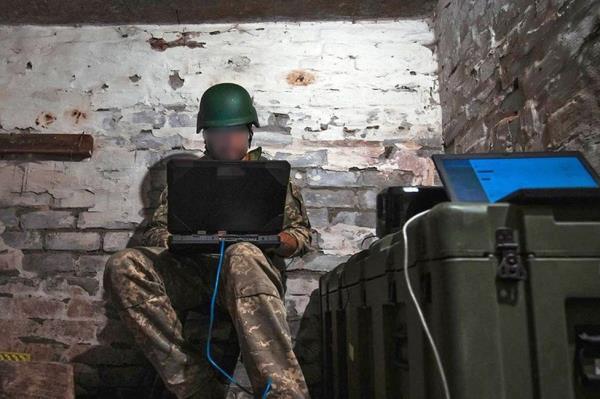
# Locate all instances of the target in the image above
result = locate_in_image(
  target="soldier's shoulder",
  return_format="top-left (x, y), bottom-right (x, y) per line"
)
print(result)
top-left (158, 186), bottom-right (168, 203)
top-left (288, 179), bottom-right (305, 200)
top-left (247, 146), bottom-right (264, 161)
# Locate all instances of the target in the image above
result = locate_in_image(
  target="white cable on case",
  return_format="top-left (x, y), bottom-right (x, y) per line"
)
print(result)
top-left (402, 209), bottom-right (451, 399)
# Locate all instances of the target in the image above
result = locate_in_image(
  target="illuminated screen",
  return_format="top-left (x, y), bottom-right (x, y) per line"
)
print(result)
top-left (440, 156), bottom-right (599, 202)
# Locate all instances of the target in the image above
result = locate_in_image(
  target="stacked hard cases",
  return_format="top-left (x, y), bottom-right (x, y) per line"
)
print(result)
top-left (319, 200), bottom-right (600, 399)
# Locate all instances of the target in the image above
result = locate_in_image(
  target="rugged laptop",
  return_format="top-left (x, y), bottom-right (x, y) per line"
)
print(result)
top-left (167, 159), bottom-right (290, 253)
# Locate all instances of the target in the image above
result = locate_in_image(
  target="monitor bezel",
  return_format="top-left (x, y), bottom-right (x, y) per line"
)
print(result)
top-left (431, 151), bottom-right (600, 202)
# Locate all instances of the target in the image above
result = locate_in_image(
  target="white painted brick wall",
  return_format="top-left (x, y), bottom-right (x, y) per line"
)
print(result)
top-left (0, 19), bottom-right (441, 396)
top-left (0, 20), bottom-right (441, 256)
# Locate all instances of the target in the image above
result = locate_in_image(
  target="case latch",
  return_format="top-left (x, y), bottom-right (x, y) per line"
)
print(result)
top-left (495, 228), bottom-right (527, 281)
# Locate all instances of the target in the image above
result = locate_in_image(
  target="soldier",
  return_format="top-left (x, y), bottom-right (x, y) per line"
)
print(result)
top-left (103, 83), bottom-right (313, 399)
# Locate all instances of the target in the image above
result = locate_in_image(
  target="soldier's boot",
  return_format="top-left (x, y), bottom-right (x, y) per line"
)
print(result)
top-left (104, 246), bottom-right (228, 399)
top-left (219, 242), bottom-right (311, 399)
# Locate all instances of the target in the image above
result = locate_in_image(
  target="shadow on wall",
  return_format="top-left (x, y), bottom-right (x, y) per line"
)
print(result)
top-left (294, 289), bottom-right (324, 398)
top-left (71, 152), bottom-right (203, 398)
top-left (130, 152), bottom-right (204, 248)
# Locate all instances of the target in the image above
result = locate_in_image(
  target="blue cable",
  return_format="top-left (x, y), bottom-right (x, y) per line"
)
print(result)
top-left (206, 239), bottom-right (272, 398)
top-left (261, 379), bottom-right (272, 399)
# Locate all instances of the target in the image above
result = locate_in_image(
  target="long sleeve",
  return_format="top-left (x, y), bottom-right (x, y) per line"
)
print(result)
top-left (142, 186), bottom-right (171, 247)
top-left (281, 181), bottom-right (313, 258)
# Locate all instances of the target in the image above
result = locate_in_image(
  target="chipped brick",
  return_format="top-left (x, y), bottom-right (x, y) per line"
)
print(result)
top-left (23, 252), bottom-right (76, 276)
top-left (103, 232), bottom-right (132, 252)
top-left (21, 211), bottom-right (75, 230)
top-left (45, 232), bottom-right (101, 251)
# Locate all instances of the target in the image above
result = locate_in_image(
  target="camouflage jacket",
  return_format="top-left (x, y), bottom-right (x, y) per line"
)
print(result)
top-left (142, 146), bottom-right (313, 259)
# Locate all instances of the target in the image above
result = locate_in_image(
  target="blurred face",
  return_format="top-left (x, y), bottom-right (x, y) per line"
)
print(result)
top-left (203, 125), bottom-right (249, 160)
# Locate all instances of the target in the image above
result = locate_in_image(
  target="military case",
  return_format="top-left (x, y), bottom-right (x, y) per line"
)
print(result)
top-left (319, 202), bottom-right (600, 399)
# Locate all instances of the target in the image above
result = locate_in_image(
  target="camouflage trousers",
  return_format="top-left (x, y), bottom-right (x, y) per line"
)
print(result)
top-left (103, 242), bottom-right (310, 399)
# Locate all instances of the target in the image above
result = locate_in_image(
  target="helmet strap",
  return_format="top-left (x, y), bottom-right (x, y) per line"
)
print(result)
top-left (203, 139), bottom-right (213, 158)
top-left (247, 124), bottom-right (254, 147)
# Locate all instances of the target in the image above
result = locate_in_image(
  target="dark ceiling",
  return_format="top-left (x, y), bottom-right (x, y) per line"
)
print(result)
top-left (0, 0), bottom-right (436, 24)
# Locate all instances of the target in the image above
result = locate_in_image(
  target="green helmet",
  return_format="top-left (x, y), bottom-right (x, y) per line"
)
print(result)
top-left (196, 83), bottom-right (260, 133)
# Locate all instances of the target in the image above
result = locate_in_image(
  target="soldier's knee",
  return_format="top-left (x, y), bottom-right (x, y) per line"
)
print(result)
top-left (224, 241), bottom-right (262, 258)
top-left (220, 242), bottom-right (281, 298)
top-left (104, 248), bottom-right (146, 293)
top-left (222, 242), bottom-right (265, 278)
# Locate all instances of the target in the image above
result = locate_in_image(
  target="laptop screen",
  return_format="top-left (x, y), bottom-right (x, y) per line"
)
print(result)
top-left (433, 153), bottom-right (600, 202)
top-left (167, 160), bottom-right (290, 235)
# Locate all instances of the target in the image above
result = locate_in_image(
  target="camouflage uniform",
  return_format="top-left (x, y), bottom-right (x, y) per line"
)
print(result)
top-left (103, 147), bottom-right (312, 398)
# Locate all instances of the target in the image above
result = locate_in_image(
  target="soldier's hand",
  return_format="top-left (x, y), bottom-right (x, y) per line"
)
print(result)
top-left (273, 231), bottom-right (298, 258)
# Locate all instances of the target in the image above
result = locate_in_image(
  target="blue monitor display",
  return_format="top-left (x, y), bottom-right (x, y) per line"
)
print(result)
top-left (438, 155), bottom-right (599, 202)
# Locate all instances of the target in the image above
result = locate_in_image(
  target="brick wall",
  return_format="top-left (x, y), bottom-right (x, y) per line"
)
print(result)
top-left (435, 0), bottom-right (600, 171)
top-left (0, 21), bottom-right (441, 396)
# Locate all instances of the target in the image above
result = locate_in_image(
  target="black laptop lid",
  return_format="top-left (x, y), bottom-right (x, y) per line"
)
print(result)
top-left (167, 160), bottom-right (290, 235)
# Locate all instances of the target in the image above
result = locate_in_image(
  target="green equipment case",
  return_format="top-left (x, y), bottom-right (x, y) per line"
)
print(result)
top-left (319, 202), bottom-right (600, 399)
